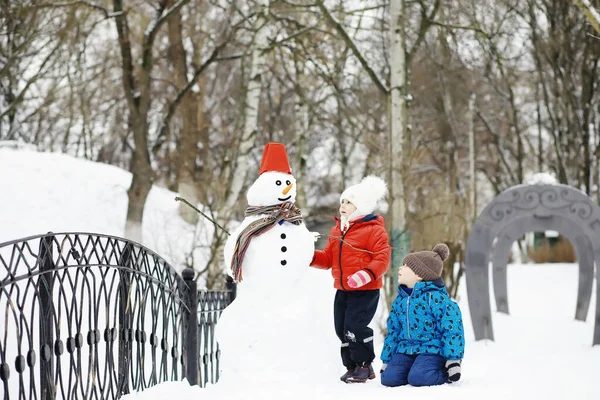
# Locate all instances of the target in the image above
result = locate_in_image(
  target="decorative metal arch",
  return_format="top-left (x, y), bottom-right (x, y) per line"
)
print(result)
top-left (491, 215), bottom-right (594, 320)
top-left (465, 184), bottom-right (600, 346)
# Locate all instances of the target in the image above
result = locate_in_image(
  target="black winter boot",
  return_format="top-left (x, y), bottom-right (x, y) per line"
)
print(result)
top-left (346, 363), bottom-right (375, 383)
top-left (368, 364), bottom-right (375, 380)
top-left (340, 366), bottom-right (355, 382)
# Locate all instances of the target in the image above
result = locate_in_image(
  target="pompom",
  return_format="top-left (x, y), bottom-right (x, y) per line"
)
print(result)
top-left (432, 243), bottom-right (450, 262)
top-left (360, 176), bottom-right (387, 201)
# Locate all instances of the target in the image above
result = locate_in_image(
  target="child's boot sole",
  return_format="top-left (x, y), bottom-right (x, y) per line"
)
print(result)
top-left (345, 378), bottom-right (368, 383)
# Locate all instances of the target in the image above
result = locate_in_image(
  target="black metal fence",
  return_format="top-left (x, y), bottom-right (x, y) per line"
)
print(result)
top-left (0, 232), bottom-right (235, 399)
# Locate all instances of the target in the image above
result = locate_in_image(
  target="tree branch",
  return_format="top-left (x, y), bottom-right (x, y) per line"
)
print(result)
top-left (266, 23), bottom-right (320, 49)
top-left (136, 0), bottom-right (191, 119)
top-left (425, 19), bottom-right (485, 34)
top-left (476, 111), bottom-right (518, 185)
top-left (573, 0), bottom-right (600, 35)
top-left (344, 4), bottom-right (387, 15)
top-left (31, 1), bottom-right (111, 17)
top-left (156, 40), bottom-right (229, 141)
top-left (141, 0), bottom-right (169, 72)
top-left (0, 41), bottom-right (61, 119)
top-left (408, 0), bottom-right (441, 64)
top-left (215, 53), bottom-right (247, 62)
top-left (315, 0), bottom-right (388, 95)
top-left (148, 0), bottom-right (192, 40)
top-left (112, 0), bottom-right (138, 121)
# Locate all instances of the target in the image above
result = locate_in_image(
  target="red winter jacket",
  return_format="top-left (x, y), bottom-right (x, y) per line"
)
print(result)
top-left (311, 214), bottom-right (391, 291)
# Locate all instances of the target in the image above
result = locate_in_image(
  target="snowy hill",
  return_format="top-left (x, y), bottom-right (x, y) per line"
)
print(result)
top-left (0, 147), bottom-right (213, 273)
top-left (1, 148), bottom-right (599, 399)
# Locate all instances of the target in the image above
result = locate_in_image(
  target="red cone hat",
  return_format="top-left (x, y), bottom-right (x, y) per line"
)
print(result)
top-left (259, 142), bottom-right (292, 175)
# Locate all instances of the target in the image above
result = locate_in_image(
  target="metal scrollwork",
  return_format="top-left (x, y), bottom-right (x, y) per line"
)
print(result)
top-left (0, 232), bottom-right (235, 399)
top-left (486, 186), bottom-right (597, 223)
top-left (569, 202), bottom-right (594, 219)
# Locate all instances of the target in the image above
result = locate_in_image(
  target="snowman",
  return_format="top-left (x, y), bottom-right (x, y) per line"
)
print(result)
top-left (216, 143), bottom-right (336, 385)
top-left (222, 142), bottom-right (316, 295)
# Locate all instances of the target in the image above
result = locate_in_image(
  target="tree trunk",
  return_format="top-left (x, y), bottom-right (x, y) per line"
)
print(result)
top-left (536, 83), bottom-right (543, 172)
top-left (436, 29), bottom-right (458, 235)
top-left (114, 0), bottom-right (150, 243)
top-left (468, 93), bottom-right (477, 225)
top-left (125, 148), bottom-right (154, 242)
top-left (580, 35), bottom-right (597, 195)
top-left (292, 7), bottom-right (311, 211)
top-left (336, 96), bottom-right (348, 188)
top-left (294, 61), bottom-right (309, 210)
top-left (206, 230), bottom-right (228, 289)
top-left (205, 0), bottom-right (270, 288)
top-left (389, 0), bottom-right (409, 288)
top-left (596, 124), bottom-right (600, 204)
top-left (114, 0), bottom-right (190, 242)
top-left (167, 5), bottom-right (201, 224)
top-left (196, 76), bottom-right (209, 205)
top-left (223, 0), bottom-right (269, 211)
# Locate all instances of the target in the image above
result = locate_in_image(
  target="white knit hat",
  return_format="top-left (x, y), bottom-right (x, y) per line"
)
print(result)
top-left (340, 176), bottom-right (387, 215)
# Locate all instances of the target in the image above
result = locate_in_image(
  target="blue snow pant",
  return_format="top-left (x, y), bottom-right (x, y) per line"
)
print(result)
top-left (381, 353), bottom-right (447, 387)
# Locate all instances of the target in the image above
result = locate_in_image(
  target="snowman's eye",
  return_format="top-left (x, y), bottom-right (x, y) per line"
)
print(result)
top-left (276, 180), bottom-right (282, 186)
top-left (286, 180), bottom-right (291, 185)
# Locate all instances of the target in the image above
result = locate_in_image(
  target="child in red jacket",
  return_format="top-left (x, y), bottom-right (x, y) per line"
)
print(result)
top-left (311, 176), bottom-right (391, 383)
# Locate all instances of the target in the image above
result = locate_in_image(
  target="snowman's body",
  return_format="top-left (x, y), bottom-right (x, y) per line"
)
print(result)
top-left (223, 214), bottom-right (315, 297)
top-left (218, 215), bottom-right (318, 384)
top-left (215, 157), bottom-right (335, 385)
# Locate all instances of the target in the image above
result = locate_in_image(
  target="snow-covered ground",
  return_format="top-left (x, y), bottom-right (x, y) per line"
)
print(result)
top-left (119, 262), bottom-right (599, 400)
top-left (0, 147), bottom-right (214, 274)
top-left (1, 147), bottom-right (599, 399)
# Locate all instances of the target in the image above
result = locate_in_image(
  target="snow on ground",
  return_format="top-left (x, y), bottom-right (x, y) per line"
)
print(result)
top-left (122, 262), bottom-right (600, 400)
top-left (1, 147), bottom-right (599, 399)
top-left (0, 147), bottom-right (213, 274)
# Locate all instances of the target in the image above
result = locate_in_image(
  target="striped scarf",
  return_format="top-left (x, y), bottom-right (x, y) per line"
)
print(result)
top-left (231, 202), bottom-right (303, 283)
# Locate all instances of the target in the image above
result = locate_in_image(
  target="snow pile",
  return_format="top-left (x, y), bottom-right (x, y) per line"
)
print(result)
top-left (0, 147), bottom-right (213, 273)
top-left (524, 172), bottom-right (558, 185)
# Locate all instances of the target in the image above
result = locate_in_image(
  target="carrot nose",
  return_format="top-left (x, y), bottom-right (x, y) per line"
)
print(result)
top-left (282, 183), bottom-right (293, 195)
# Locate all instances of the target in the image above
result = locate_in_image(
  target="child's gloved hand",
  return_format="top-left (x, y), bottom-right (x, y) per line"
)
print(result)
top-left (445, 360), bottom-right (461, 382)
top-left (347, 270), bottom-right (372, 288)
top-left (380, 363), bottom-right (387, 373)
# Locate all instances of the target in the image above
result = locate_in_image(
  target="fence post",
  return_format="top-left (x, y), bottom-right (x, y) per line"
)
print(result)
top-left (225, 275), bottom-right (236, 304)
top-left (117, 242), bottom-right (133, 395)
top-left (182, 268), bottom-right (198, 386)
top-left (38, 233), bottom-right (55, 400)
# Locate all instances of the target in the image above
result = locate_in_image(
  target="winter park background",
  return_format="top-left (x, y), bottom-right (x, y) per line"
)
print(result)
top-left (1, 147), bottom-right (599, 399)
top-left (2, 1), bottom-right (600, 399)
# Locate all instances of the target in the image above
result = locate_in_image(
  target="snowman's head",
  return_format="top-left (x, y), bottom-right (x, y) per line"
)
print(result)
top-left (247, 171), bottom-right (297, 206)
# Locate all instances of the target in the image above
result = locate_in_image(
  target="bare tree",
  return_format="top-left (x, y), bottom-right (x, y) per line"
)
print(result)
top-left (205, 0), bottom-right (271, 288)
top-left (112, 0), bottom-right (180, 241)
top-left (112, 0), bottom-right (236, 242)
top-left (388, 0), bottom-right (410, 284)
top-left (0, 3), bottom-right (68, 141)
top-left (525, 0), bottom-right (599, 193)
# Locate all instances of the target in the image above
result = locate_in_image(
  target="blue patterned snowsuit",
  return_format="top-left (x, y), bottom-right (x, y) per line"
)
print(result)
top-left (380, 279), bottom-right (464, 386)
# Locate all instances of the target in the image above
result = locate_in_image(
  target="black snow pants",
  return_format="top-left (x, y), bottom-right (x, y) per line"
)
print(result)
top-left (333, 289), bottom-right (380, 368)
